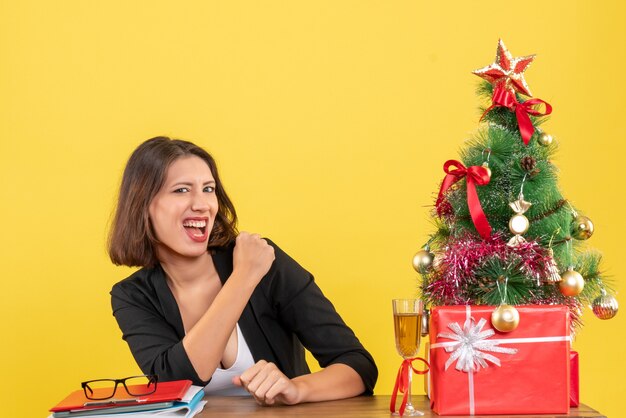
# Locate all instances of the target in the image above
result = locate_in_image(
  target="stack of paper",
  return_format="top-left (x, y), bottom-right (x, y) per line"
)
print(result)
top-left (48, 380), bottom-right (206, 418)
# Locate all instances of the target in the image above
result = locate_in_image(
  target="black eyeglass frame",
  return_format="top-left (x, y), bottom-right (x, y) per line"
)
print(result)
top-left (81, 374), bottom-right (159, 400)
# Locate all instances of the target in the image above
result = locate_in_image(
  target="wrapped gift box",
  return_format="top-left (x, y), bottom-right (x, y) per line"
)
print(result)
top-left (429, 305), bottom-right (570, 415)
top-left (424, 342), bottom-right (431, 399)
top-left (570, 351), bottom-right (579, 407)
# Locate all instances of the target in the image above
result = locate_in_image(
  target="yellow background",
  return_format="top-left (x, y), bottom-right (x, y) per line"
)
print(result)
top-left (1, 2), bottom-right (624, 417)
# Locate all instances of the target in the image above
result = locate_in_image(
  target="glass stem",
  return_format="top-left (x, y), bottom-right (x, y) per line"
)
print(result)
top-left (406, 364), bottom-right (414, 411)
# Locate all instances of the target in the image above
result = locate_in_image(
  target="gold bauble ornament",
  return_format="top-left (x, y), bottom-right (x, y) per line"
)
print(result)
top-left (559, 268), bottom-right (585, 296)
top-left (421, 308), bottom-right (430, 337)
top-left (592, 294), bottom-right (619, 320)
top-left (481, 162), bottom-right (492, 178)
top-left (412, 249), bottom-right (435, 274)
top-left (571, 215), bottom-right (594, 240)
top-left (491, 304), bottom-right (520, 332)
top-left (509, 214), bottom-right (530, 235)
top-left (538, 132), bottom-right (553, 146)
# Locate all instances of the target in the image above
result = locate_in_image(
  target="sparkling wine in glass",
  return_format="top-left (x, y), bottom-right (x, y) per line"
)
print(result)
top-left (392, 299), bottom-right (424, 416)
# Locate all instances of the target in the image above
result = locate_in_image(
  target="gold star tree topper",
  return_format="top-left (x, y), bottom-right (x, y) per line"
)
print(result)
top-left (473, 39), bottom-right (536, 97)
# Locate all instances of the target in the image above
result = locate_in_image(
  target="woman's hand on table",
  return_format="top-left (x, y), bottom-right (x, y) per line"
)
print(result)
top-left (232, 360), bottom-right (303, 406)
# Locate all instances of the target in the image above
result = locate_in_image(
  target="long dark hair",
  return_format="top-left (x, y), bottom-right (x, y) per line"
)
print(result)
top-left (108, 136), bottom-right (238, 267)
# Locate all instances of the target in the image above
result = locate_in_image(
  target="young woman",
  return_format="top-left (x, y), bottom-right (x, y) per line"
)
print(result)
top-left (108, 137), bottom-right (377, 405)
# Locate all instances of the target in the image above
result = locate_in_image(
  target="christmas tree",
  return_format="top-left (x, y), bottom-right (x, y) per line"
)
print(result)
top-left (416, 39), bottom-right (618, 332)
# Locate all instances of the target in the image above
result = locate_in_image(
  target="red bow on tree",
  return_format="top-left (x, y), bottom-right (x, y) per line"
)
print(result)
top-left (435, 160), bottom-right (492, 239)
top-left (483, 86), bottom-right (552, 145)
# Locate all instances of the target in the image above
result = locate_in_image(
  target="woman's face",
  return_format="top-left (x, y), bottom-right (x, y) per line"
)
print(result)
top-left (149, 155), bottom-right (219, 262)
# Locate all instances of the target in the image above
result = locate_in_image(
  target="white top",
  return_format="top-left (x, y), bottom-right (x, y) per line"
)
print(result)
top-left (203, 323), bottom-right (255, 396)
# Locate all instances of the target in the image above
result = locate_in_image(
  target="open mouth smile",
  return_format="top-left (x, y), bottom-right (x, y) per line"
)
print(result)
top-left (182, 218), bottom-right (209, 242)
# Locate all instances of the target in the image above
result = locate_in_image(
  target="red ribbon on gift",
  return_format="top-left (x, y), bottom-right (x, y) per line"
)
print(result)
top-left (483, 86), bottom-right (552, 145)
top-left (390, 357), bottom-right (430, 416)
top-left (435, 160), bottom-right (492, 239)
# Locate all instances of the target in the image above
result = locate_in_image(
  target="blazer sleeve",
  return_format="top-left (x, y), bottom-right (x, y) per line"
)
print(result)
top-left (266, 240), bottom-right (378, 394)
top-left (110, 280), bottom-right (209, 386)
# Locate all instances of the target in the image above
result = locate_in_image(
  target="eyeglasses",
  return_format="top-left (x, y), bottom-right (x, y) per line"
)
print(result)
top-left (81, 375), bottom-right (158, 400)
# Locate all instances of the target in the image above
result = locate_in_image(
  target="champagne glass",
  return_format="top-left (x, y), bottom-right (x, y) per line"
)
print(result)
top-left (392, 299), bottom-right (424, 416)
